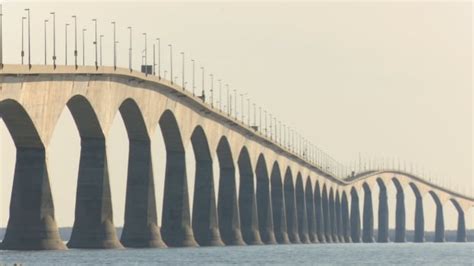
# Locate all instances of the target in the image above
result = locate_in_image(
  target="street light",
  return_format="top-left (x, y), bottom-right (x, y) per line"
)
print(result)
top-left (112, 22), bottom-right (116, 70)
top-left (181, 52), bottom-right (185, 89)
top-left (25, 8), bottom-right (31, 69)
top-left (218, 79), bottom-right (222, 111)
top-left (127, 26), bottom-right (132, 72)
top-left (226, 84), bottom-right (230, 115)
top-left (168, 44), bottom-right (173, 84)
top-left (143, 33), bottom-right (147, 75)
top-left (239, 93), bottom-right (246, 122)
top-left (191, 59), bottom-right (195, 95)
top-left (65, 23), bottom-right (69, 65)
top-left (50, 12), bottom-right (56, 68)
top-left (92, 19), bottom-right (98, 70)
top-left (44, 19), bottom-right (48, 65)
top-left (82, 28), bottom-right (86, 66)
top-left (156, 38), bottom-right (160, 78)
top-left (72, 15), bottom-right (77, 69)
top-left (210, 74), bottom-right (214, 107)
top-left (21, 17), bottom-right (26, 65)
top-left (200, 66), bottom-right (205, 101)
top-left (99, 34), bottom-right (104, 66)
top-left (153, 43), bottom-right (156, 75)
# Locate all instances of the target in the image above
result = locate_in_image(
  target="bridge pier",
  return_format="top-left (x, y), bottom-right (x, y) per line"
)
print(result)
top-left (1, 147), bottom-right (66, 250)
top-left (284, 171), bottom-right (301, 244)
top-left (315, 183), bottom-right (326, 243)
top-left (256, 158), bottom-right (277, 245)
top-left (296, 177), bottom-right (311, 244)
top-left (350, 189), bottom-right (361, 243)
top-left (413, 193), bottom-right (425, 242)
top-left (432, 194), bottom-right (445, 243)
top-left (271, 165), bottom-right (290, 244)
top-left (121, 140), bottom-right (166, 248)
top-left (322, 186), bottom-right (332, 243)
top-left (362, 185), bottom-right (375, 243)
top-left (341, 193), bottom-right (352, 243)
top-left (305, 180), bottom-right (319, 243)
top-left (394, 186), bottom-right (406, 242)
top-left (456, 209), bottom-right (467, 242)
top-left (335, 192), bottom-right (344, 243)
top-left (377, 186), bottom-right (389, 243)
top-left (329, 190), bottom-right (339, 243)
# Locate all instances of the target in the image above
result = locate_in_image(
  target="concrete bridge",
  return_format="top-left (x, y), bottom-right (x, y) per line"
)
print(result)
top-left (0, 65), bottom-right (472, 250)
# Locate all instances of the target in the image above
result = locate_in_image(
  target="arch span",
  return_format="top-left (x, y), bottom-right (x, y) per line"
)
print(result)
top-left (428, 191), bottom-right (445, 242)
top-left (376, 178), bottom-right (389, 243)
top-left (409, 182), bottom-right (424, 242)
top-left (350, 187), bottom-right (361, 242)
top-left (362, 183), bottom-right (374, 243)
top-left (0, 99), bottom-right (65, 250)
top-left (449, 199), bottom-right (467, 242)
top-left (392, 178), bottom-right (406, 242)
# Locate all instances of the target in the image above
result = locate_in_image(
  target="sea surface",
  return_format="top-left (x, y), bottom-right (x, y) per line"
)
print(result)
top-left (0, 242), bottom-right (473, 265)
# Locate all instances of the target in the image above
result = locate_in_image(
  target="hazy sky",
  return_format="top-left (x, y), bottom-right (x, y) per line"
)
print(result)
top-left (0, 1), bottom-right (472, 233)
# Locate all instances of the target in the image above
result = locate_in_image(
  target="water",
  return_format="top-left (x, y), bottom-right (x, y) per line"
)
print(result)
top-left (1, 243), bottom-right (473, 265)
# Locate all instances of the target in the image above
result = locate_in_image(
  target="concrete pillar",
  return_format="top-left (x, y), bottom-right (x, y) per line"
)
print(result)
top-left (341, 193), bottom-right (352, 243)
top-left (377, 187), bottom-right (389, 243)
top-left (362, 186), bottom-right (375, 243)
top-left (315, 186), bottom-right (326, 243)
top-left (322, 188), bottom-right (332, 243)
top-left (329, 191), bottom-right (338, 243)
top-left (305, 181), bottom-right (318, 243)
top-left (271, 173), bottom-right (290, 244)
top-left (433, 200), bottom-right (445, 242)
top-left (350, 191), bottom-right (361, 243)
top-left (1, 147), bottom-right (66, 250)
top-left (68, 138), bottom-right (123, 249)
top-left (296, 178), bottom-right (310, 244)
top-left (256, 173), bottom-right (277, 244)
top-left (394, 190), bottom-right (406, 243)
top-left (414, 195), bottom-right (424, 243)
top-left (335, 194), bottom-right (344, 243)
top-left (121, 140), bottom-right (166, 248)
top-left (456, 209), bottom-right (467, 242)
top-left (191, 156), bottom-right (224, 246)
top-left (218, 165), bottom-right (245, 246)
top-left (285, 177), bottom-right (301, 244)
top-left (160, 151), bottom-right (198, 247)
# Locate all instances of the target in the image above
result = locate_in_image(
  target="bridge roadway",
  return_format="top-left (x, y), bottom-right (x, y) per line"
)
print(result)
top-left (0, 65), bottom-right (472, 250)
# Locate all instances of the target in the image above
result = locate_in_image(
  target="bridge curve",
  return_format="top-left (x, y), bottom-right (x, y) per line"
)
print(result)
top-left (0, 64), bottom-right (472, 250)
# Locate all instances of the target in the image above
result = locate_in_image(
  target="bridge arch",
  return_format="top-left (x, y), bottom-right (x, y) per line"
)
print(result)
top-left (314, 180), bottom-right (325, 242)
top-left (216, 136), bottom-right (244, 245)
top-left (328, 187), bottom-right (338, 242)
top-left (449, 198), bottom-right (467, 242)
top-left (284, 167), bottom-right (300, 243)
top-left (255, 154), bottom-right (276, 244)
top-left (350, 186), bottom-right (361, 242)
top-left (321, 184), bottom-right (331, 242)
top-left (159, 109), bottom-right (197, 247)
top-left (0, 99), bottom-right (65, 250)
top-left (190, 126), bottom-right (223, 246)
top-left (392, 177), bottom-right (406, 242)
top-left (295, 173), bottom-right (310, 243)
top-left (341, 191), bottom-right (351, 242)
top-left (305, 177), bottom-right (318, 243)
top-left (238, 146), bottom-right (262, 245)
top-left (270, 161), bottom-right (290, 244)
top-left (428, 191), bottom-right (445, 242)
top-left (376, 178), bottom-right (389, 242)
top-left (119, 98), bottom-right (165, 248)
top-left (362, 182), bottom-right (375, 243)
top-left (409, 182), bottom-right (424, 242)
top-left (335, 190), bottom-right (343, 242)
top-left (66, 94), bottom-right (122, 249)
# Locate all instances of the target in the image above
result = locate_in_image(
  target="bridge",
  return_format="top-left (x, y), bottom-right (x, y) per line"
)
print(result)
top-left (0, 65), bottom-right (473, 250)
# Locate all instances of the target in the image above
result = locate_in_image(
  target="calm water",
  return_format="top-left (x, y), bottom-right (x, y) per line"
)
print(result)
top-left (0, 243), bottom-right (473, 265)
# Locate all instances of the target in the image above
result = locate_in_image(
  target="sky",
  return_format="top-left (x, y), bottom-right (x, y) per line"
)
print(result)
top-left (0, 1), bottom-right (473, 233)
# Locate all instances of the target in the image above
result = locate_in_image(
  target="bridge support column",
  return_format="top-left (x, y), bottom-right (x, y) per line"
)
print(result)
top-left (434, 201), bottom-right (445, 242)
top-left (1, 147), bottom-right (66, 250)
top-left (362, 186), bottom-right (374, 243)
top-left (329, 192), bottom-right (339, 243)
top-left (121, 140), bottom-right (166, 248)
top-left (350, 191), bottom-right (361, 243)
top-left (377, 187), bottom-right (389, 243)
top-left (315, 186), bottom-right (326, 243)
top-left (335, 194), bottom-right (344, 242)
top-left (68, 139), bottom-right (123, 249)
top-left (341, 193), bottom-right (352, 243)
top-left (256, 171), bottom-right (277, 245)
top-left (285, 175), bottom-right (301, 244)
top-left (414, 195), bottom-right (424, 242)
top-left (456, 210), bottom-right (467, 242)
top-left (271, 172), bottom-right (290, 244)
top-left (322, 188), bottom-right (332, 243)
top-left (394, 190), bottom-right (406, 242)
top-left (305, 182), bottom-right (318, 243)
top-left (296, 179), bottom-right (310, 244)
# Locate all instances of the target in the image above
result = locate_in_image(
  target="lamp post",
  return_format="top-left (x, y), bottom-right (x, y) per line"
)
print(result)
top-left (226, 84), bottom-right (230, 115)
top-left (234, 89), bottom-right (237, 119)
top-left (82, 28), bottom-right (86, 66)
top-left (168, 44), bottom-right (173, 84)
top-left (25, 8), bottom-right (31, 69)
top-left (92, 19), bottom-right (98, 70)
top-left (65, 23), bottom-right (69, 65)
top-left (21, 17), bottom-right (26, 64)
top-left (44, 19), bottom-right (48, 65)
top-left (200, 66), bottom-right (205, 101)
top-left (247, 98), bottom-right (250, 125)
top-left (191, 59), bottom-right (195, 95)
top-left (156, 38), bottom-right (160, 78)
top-left (112, 22), bottom-right (116, 70)
top-left (210, 74), bottom-right (214, 107)
top-left (218, 79), bottom-right (222, 111)
top-left (127, 26), bottom-right (132, 72)
top-left (143, 33), bottom-right (147, 74)
top-left (50, 12), bottom-right (56, 68)
top-left (153, 44), bottom-right (156, 75)
top-left (181, 52), bottom-right (185, 90)
top-left (99, 34), bottom-right (104, 66)
top-left (72, 15), bottom-right (77, 69)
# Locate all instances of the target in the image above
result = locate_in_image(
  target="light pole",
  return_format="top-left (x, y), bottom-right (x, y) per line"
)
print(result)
top-left (82, 28), bottom-right (86, 66)
top-left (127, 26), bottom-right (132, 72)
top-left (168, 44), bottom-right (173, 83)
top-left (153, 44), bottom-right (156, 75)
top-left (200, 66), bottom-right (205, 101)
top-left (44, 19), bottom-right (48, 65)
top-left (247, 98), bottom-right (250, 125)
top-left (143, 33), bottom-right (147, 74)
top-left (253, 103), bottom-right (256, 127)
top-left (156, 38), bottom-right (160, 78)
top-left (191, 59), bottom-right (195, 95)
top-left (50, 12), bottom-right (56, 68)
top-left (65, 23), bottom-right (69, 65)
top-left (92, 19), bottom-right (98, 70)
top-left (234, 89), bottom-right (237, 119)
top-left (112, 22), bottom-right (116, 70)
top-left (72, 15), bottom-right (77, 69)
top-left (181, 52), bottom-right (185, 89)
top-left (218, 79), bottom-right (222, 111)
top-left (21, 17), bottom-right (26, 65)
top-left (25, 8), bottom-right (31, 69)
top-left (99, 34), bottom-right (104, 66)
top-left (210, 74), bottom-right (214, 107)
top-left (264, 110), bottom-right (267, 136)
top-left (226, 84), bottom-right (230, 115)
